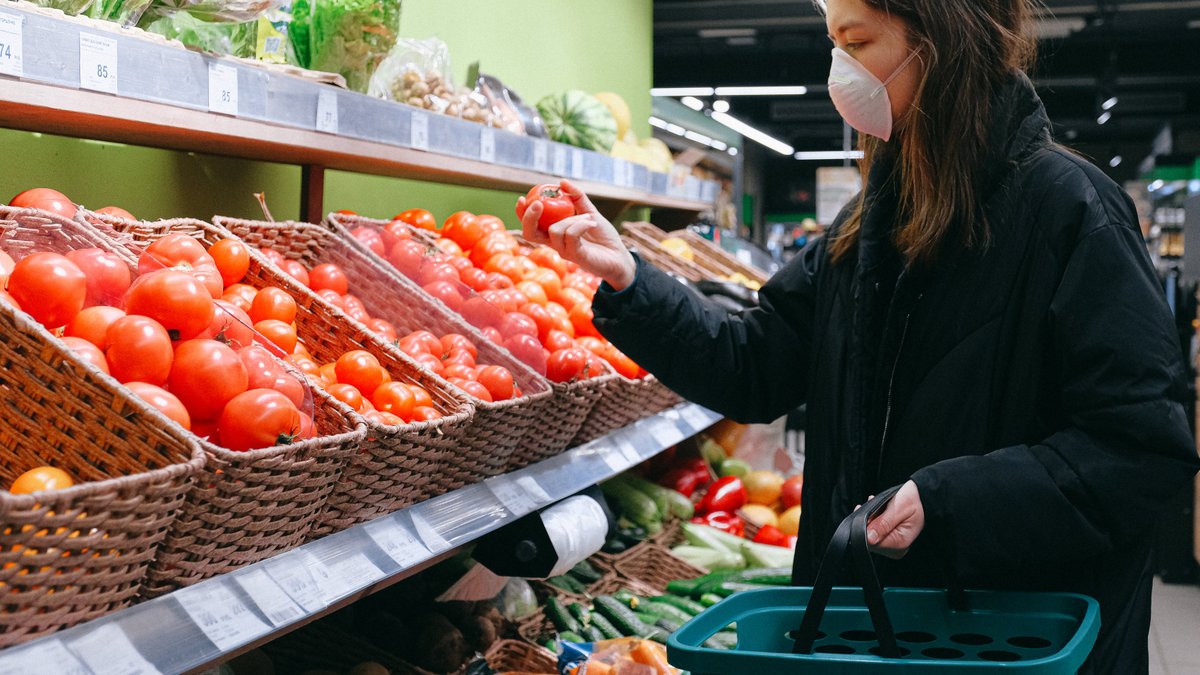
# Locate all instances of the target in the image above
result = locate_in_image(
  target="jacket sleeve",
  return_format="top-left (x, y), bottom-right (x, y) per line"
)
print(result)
top-left (590, 237), bottom-right (825, 424)
top-left (911, 197), bottom-right (1200, 578)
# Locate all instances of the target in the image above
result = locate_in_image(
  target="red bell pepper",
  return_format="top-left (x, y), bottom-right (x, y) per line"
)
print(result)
top-left (658, 456), bottom-right (711, 498)
top-left (691, 511), bottom-right (745, 537)
top-left (697, 475), bottom-right (746, 515)
top-left (752, 524), bottom-right (789, 547)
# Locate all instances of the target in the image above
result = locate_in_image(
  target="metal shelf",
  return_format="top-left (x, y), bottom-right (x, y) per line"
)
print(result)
top-left (0, 403), bottom-right (721, 675)
top-left (0, 4), bottom-right (717, 220)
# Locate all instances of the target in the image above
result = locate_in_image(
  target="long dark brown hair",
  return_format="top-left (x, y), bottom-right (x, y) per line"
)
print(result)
top-left (821, 0), bottom-right (1039, 266)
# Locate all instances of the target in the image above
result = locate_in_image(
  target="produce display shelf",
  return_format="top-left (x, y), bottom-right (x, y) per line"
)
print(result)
top-left (0, 403), bottom-right (720, 674)
top-left (0, 4), bottom-right (718, 220)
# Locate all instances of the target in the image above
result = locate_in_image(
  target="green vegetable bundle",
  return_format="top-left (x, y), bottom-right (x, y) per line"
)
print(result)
top-left (308, 0), bottom-right (401, 92)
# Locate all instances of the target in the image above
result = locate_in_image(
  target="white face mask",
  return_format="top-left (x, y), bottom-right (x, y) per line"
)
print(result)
top-left (828, 47), bottom-right (920, 142)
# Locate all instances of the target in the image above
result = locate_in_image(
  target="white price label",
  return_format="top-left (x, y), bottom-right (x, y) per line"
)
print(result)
top-left (479, 128), bottom-right (496, 163)
top-left (176, 582), bottom-right (271, 650)
top-left (410, 112), bottom-right (429, 151)
top-left (602, 448), bottom-right (627, 472)
top-left (410, 510), bottom-right (452, 554)
top-left (626, 161), bottom-right (638, 188)
top-left (365, 517), bottom-right (430, 568)
top-left (648, 421), bottom-right (678, 447)
top-left (316, 89), bottom-right (338, 133)
top-left (613, 159), bottom-right (628, 187)
top-left (533, 140), bottom-right (549, 172)
top-left (66, 623), bottom-right (160, 675)
top-left (552, 146), bottom-right (568, 176)
top-left (681, 405), bottom-right (712, 429)
top-left (617, 437), bottom-right (643, 463)
top-left (265, 553), bottom-right (327, 613)
top-left (235, 568), bottom-right (305, 627)
top-left (79, 33), bottom-right (118, 94)
top-left (571, 150), bottom-right (584, 179)
top-left (515, 474), bottom-right (551, 503)
top-left (207, 63), bottom-right (238, 115)
top-left (486, 475), bottom-right (538, 516)
top-left (316, 553), bottom-right (384, 603)
top-left (0, 14), bottom-right (24, 79)
top-left (0, 639), bottom-right (88, 675)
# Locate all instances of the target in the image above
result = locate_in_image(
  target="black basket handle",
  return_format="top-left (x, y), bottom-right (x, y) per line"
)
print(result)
top-left (789, 485), bottom-right (968, 658)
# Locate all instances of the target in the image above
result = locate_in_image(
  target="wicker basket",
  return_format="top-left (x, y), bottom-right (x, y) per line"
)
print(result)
top-left (85, 216), bottom-right (373, 593)
top-left (623, 222), bottom-right (770, 286)
top-left (0, 207), bottom-right (207, 646)
top-left (326, 213), bottom-right (609, 478)
top-left (572, 375), bottom-right (682, 446)
top-left (612, 544), bottom-right (708, 593)
top-left (215, 216), bottom-right (553, 493)
top-left (484, 639), bottom-right (557, 673)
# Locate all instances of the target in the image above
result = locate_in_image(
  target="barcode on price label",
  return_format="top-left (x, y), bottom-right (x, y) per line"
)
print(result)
top-left (552, 146), bottom-right (568, 176)
top-left (533, 140), bottom-right (549, 172)
top-left (479, 128), bottom-right (496, 163)
top-left (316, 89), bottom-right (338, 133)
top-left (571, 150), bottom-right (584, 179)
top-left (486, 475), bottom-right (537, 515)
top-left (235, 568), bottom-right (305, 627)
top-left (66, 623), bottom-right (160, 675)
top-left (207, 62), bottom-right (238, 115)
top-left (0, 14), bottom-right (24, 79)
top-left (0, 639), bottom-right (88, 675)
top-left (79, 33), bottom-right (118, 94)
top-left (365, 517), bottom-right (430, 568)
top-left (410, 112), bottom-right (429, 151)
top-left (176, 582), bottom-right (271, 650)
top-left (265, 553), bottom-right (327, 613)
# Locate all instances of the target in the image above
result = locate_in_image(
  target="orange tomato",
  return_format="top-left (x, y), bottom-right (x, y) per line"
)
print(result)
top-left (470, 232), bottom-right (519, 268)
top-left (253, 319), bottom-right (298, 355)
top-left (410, 406), bottom-right (441, 421)
top-left (395, 208), bottom-right (438, 232)
top-left (10, 466), bottom-right (74, 493)
top-left (209, 239), bottom-right (250, 287)
top-left (334, 350), bottom-right (384, 395)
top-left (325, 382), bottom-right (365, 412)
top-left (372, 382), bottom-right (416, 420)
top-left (515, 280), bottom-right (549, 306)
top-left (249, 286), bottom-right (297, 325)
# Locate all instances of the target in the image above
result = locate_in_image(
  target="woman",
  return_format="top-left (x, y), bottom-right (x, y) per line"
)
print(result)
top-left (520, 0), bottom-right (1198, 671)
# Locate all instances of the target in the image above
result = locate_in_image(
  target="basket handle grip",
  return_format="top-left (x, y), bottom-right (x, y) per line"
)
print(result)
top-left (790, 485), bottom-right (904, 656)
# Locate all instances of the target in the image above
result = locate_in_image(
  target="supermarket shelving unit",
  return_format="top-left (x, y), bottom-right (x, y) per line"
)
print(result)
top-left (0, 3), bottom-right (727, 671)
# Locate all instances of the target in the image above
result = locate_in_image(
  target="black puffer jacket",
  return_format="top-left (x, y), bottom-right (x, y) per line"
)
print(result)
top-left (592, 73), bottom-right (1199, 672)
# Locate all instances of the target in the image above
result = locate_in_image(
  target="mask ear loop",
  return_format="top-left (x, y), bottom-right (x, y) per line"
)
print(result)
top-left (870, 49), bottom-right (921, 99)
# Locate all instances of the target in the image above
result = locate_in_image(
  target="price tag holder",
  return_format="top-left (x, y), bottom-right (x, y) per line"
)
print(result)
top-left (681, 405), bottom-right (712, 429)
top-left (410, 112), bottom-right (430, 151)
top-left (515, 474), bottom-right (551, 503)
top-left (617, 436), bottom-right (643, 464)
top-left (207, 62), bottom-right (238, 116)
top-left (0, 639), bottom-right (89, 675)
top-left (571, 150), bottom-right (584, 179)
top-left (318, 553), bottom-right (384, 602)
top-left (533, 140), bottom-right (549, 173)
top-left (265, 553), bottom-right (327, 613)
top-left (235, 568), bottom-right (305, 627)
top-left (365, 516), bottom-right (430, 568)
top-left (316, 89), bottom-right (339, 133)
top-left (79, 33), bottom-right (118, 94)
top-left (176, 582), bottom-right (271, 651)
top-left (66, 623), bottom-right (160, 675)
top-left (612, 159), bottom-right (629, 187)
top-left (486, 475), bottom-right (538, 516)
top-left (410, 510), bottom-right (452, 555)
top-left (0, 14), bottom-right (24, 78)
top-left (479, 128), bottom-right (496, 163)
top-left (601, 447), bottom-right (627, 473)
top-left (647, 421), bottom-right (678, 448)
top-left (552, 146), bottom-right (568, 176)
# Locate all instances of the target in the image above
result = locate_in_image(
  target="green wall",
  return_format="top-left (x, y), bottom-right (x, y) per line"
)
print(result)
top-left (0, 0), bottom-right (653, 225)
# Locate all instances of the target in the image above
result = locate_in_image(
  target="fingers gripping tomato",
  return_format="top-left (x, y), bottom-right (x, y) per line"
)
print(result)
top-left (516, 184), bottom-right (574, 232)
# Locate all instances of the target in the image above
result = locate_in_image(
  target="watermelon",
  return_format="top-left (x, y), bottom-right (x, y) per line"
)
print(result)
top-left (536, 91), bottom-right (618, 154)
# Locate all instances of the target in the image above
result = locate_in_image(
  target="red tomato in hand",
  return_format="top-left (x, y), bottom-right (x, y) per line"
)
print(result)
top-left (106, 315), bottom-right (173, 384)
top-left (9, 188), bottom-right (77, 219)
top-left (60, 336), bottom-right (109, 374)
top-left (125, 269), bottom-right (215, 341)
top-left (8, 252), bottom-right (87, 328)
top-left (209, 239), bottom-right (250, 286)
top-left (250, 286), bottom-right (298, 324)
top-left (309, 264), bottom-right (348, 295)
top-left (125, 381), bottom-right (190, 430)
top-left (546, 347), bottom-right (591, 383)
top-left (335, 350), bottom-right (384, 395)
top-left (476, 365), bottom-right (514, 401)
top-left (218, 389), bottom-right (302, 451)
top-left (395, 208), bottom-right (438, 232)
top-left (517, 184), bottom-right (574, 232)
top-left (65, 248), bottom-right (132, 308)
top-left (65, 305), bottom-right (126, 349)
top-left (170, 339), bottom-right (249, 421)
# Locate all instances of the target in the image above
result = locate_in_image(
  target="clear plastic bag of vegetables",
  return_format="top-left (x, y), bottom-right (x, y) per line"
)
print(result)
top-left (308, 0), bottom-right (401, 92)
top-left (87, 0), bottom-right (157, 26)
top-left (25, 0), bottom-right (95, 17)
top-left (368, 38), bottom-right (501, 127)
top-left (145, 0), bottom-right (282, 23)
top-left (139, 8), bottom-right (257, 57)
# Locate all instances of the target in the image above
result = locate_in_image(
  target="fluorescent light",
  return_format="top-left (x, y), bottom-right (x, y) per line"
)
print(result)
top-left (714, 86), bottom-right (808, 97)
top-left (728, 147), bottom-right (739, 156)
top-left (684, 130), bottom-right (714, 145)
top-left (666, 123), bottom-right (686, 135)
top-left (1109, 155), bottom-right (1122, 168)
top-left (1102, 96), bottom-right (1118, 111)
top-left (794, 150), bottom-right (865, 161)
top-left (681, 96), bottom-right (705, 111)
top-left (1097, 111), bottom-right (1112, 125)
top-left (711, 111), bottom-right (793, 155)
top-left (651, 116), bottom-right (733, 152)
top-left (698, 28), bottom-right (757, 39)
top-left (1149, 180), bottom-right (1164, 192)
top-left (712, 100), bottom-right (730, 113)
top-left (711, 140), bottom-right (728, 151)
top-left (650, 87), bottom-right (715, 97)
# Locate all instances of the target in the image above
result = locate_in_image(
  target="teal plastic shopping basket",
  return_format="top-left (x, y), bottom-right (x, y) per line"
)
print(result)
top-left (667, 485), bottom-right (1101, 673)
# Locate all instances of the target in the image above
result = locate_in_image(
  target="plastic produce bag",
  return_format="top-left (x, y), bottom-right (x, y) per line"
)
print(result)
top-left (558, 638), bottom-right (680, 675)
top-left (88, 0), bottom-right (157, 27)
top-left (25, 0), bottom-right (95, 17)
top-left (369, 40), bottom-right (503, 128)
top-left (471, 69), bottom-right (544, 137)
top-left (145, 0), bottom-right (281, 22)
top-left (139, 9), bottom-right (257, 57)
top-left (492, 577), bottom-right (538, 621)
top-left (309, 0), bottom-right (401, 92)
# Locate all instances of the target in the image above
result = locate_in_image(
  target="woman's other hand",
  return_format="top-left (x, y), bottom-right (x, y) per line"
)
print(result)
top-left (865, 480), bottom-right (925, 559)
top-left (518, 180), bottom-right (637, 291)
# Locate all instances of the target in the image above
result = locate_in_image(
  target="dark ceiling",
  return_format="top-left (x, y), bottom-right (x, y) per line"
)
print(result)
top-left (654, 0), bottom-right (1200, 181)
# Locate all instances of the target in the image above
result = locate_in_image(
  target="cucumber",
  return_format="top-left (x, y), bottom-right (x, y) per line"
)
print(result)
top-left (619, 474), bottom-right (694, 519)
top-left (722, 567), bottom-right (792, 585)
top-left (546, 597), bottom-right (580, 634)
top-left (594, 596), bottom-right (667, 643)
top-left (545, 576), bottom-right (580, 594)
top-left (568, 602), bottom-right (591, 628)
top-left (601, 479), bottom-right (662, 532)
top-left (638, 601), bottom-right (694, 625)
top-left (635, 611), bottom-right (658, 625)
top-left (583, 625), bottom-right (606, 642)
top-left (666, 577), bottom-right (705, 596)
top-left (559, 631), bottom-right (585, 644)
top-left (569, 560), bottom-right (604, 584)
top-left (710, 631), bottom-right (738, 649)
top-left (613, 589), bottom-right (640, 608)
top-left (589, 612), bottom-right (622, 639)
top-left (713, 582), bottom-right (764, 597)
top-left (654, 617), bottom-right (682, 634)
top-left (699, 593), bottom-right (723, 607)
top-left (650, 595), bottom-right (707, 616)
top-left (544, 638), bottom-right (557, 651)
top-left (704, 637), bottom-right (730, 650)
